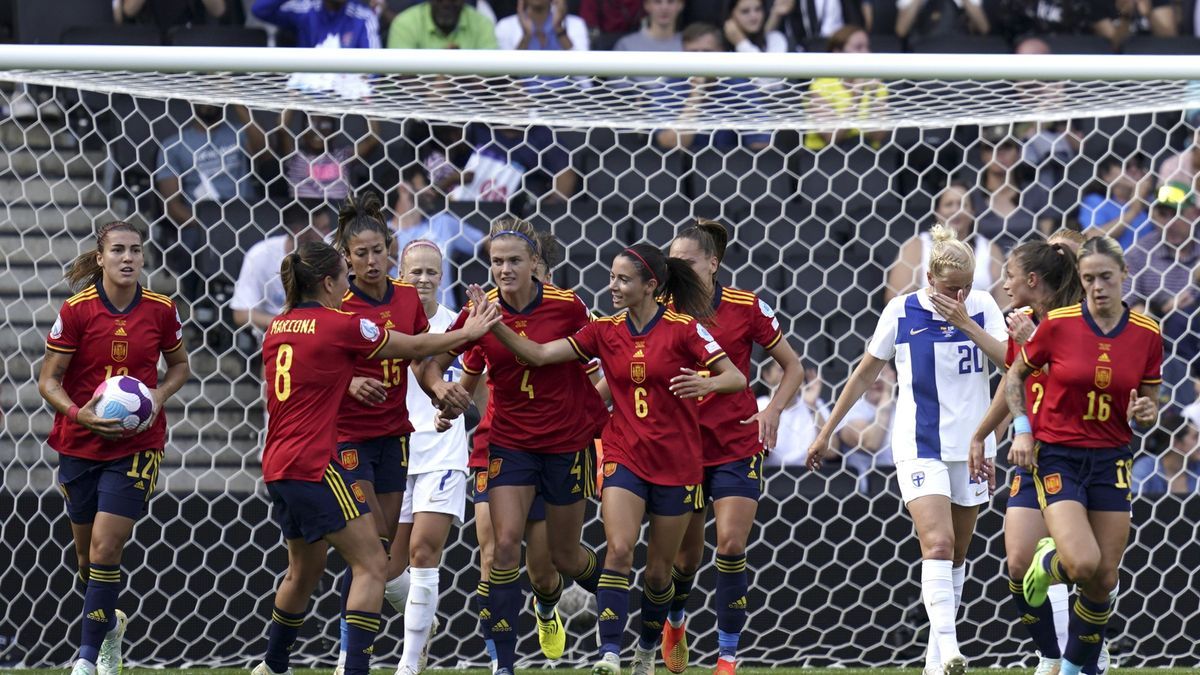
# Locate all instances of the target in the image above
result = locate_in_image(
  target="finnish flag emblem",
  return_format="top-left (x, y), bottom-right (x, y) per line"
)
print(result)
top-left (911, 471), bottom-right (925, 487)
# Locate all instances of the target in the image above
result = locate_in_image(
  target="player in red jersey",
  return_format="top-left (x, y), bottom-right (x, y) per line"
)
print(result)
top-left (478, 242), bottom-right (747, 675)
top-left (328, 193), bottom-right (432, 674)
top-left (661, 219), bottom-right (803, 675)
top-left (252, 241), bottom-right (499, 675)
top-left (38, 221), bottom-right (191, 675)
top-left (969, 233), bottom-right (1090, 675)
top-left (416, 218), bottom-right (606, 673)
top-left (1006, 236), bottom-right (1161, 675)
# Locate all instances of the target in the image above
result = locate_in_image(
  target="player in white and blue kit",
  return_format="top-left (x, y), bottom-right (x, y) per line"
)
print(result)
top-left (807, 224), bottom-right (1007, 675)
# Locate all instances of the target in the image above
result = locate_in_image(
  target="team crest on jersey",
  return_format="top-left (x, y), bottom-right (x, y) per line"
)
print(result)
top-left (111, 340), bottom-right (128, 362)
top-left (359, 318), bottom-right (380, 341)
top-left (351, 482), bottom-right (367, 503)
top-left (489, 458), bottom-right (503, 479)
top-left (603, 462), bottom-right (617, 477)
top-left (1043, 473), bottom-right (1062, 495)
top-left (50, 315), bottom-right (63, 339)
top-left (911, 471), bottom-right (925, 487)
top-left (1094, 366), bottom-right (1112, 389)
top-left (475, 471), bottom-right (488, 494)
top-left (631, 362), bottom-right (646, 384)
top-left (1010, 475), bottom-right (1021, 497)
top-left (340, 449), bottom-right (360, 470)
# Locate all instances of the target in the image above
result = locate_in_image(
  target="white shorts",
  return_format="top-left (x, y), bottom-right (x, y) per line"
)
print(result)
top-left (399, 470), bottom-right (468, 525)
top-left (895, 458), bottom-right (989, 508)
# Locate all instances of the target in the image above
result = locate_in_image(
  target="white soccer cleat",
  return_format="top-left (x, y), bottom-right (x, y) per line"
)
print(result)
top-left (96, 609), bottom-right (128, 675)
top-left (631, 645), bottom-right (656, 675)
top-left (395, 665), bottom-right (419, 675)
top-left (942, 654), bottom-right (966, 675)
top-left (333, 667), bottom-right (344, 675)
top-left (592, 651), bottom-right (621, 675)
top-left (417, 615), bottom-right (441, 672)
top-left (1033, 655), bottom-right (1061, 675)
top-left (250, 662), bottom-right (293, 675)
top-left (69, 659), bottom-right (97, 675)
top-left (1097, 641), bottom-right (1111, 675)
top-left (921, 668), bottom-right (943, 675)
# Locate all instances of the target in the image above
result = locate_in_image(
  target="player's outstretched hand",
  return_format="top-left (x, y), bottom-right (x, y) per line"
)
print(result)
top-left (929, 289), bottom-right (970, 329)
top-left (463, 298), bottom-right (502, 340)
top-left (1009, 431), bottom-right (1037, 470)
top-left (805, 433), bottom-right (831, 471)
top-left (349, 376), bottom-right (388, 406)
top-left (76, 393), bottom-right (125, 440)
top-left (465, 284), bottom-right (488, 309)
top-left (740, 406), bottom-right (781, 450)
top-left (1127, 388), bottom-right (1156, 425)
top-left (1006, 311), bottom-right (1035, 344)
top-left (432, 380), bottom-right (472, 415)
top-left (669, 368), bottom-right (715, 399)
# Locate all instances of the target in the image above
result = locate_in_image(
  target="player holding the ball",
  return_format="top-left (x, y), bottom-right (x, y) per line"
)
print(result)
top-left (38, 220), bottom-right (192, 675)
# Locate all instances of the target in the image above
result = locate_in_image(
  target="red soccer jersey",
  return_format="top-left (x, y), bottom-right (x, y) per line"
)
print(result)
top-left (695, 285), bottom-right (783, 466)
top-left (1004, 308), bottom-right (1048, 435)
top-left (1021, 303), bottom-right (1162, 448)
top-left (45, 284), bottom-right (184, 461)
top-left (337, 279), bottom-right (429, 442)
top-left (568, 307), bottom-right (727, 486)
top-left (449, 282), bottom-right (603, 454)
top-left (262, 303), bottom-right (390, 482)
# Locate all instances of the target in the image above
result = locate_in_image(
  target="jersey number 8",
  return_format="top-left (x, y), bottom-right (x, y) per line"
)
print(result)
top-left (275, 344), bottom-right (294, 402)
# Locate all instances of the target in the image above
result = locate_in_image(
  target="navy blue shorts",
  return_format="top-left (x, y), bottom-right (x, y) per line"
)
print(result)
top-left (1006, 464), bottom-right (1040, 509)
top-left (703, 452), bottom-right (766, 505)
top-left (58, 450), bottom-right (163, 524)
top-left (1032, 443), bottom-right (1133, 513)
top-left (336, 435), bottom-right (408, 494)
top-left (486, 444), bottom-right (594, 506)
top-left (472, 468), bottom-right (546, 521)
top-left (601, 462), bottom-right (702, 516)
top-left (267, 461), bottom-right (371, 543)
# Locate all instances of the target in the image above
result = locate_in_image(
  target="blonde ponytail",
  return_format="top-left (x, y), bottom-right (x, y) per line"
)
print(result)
top-left (927, 223), bottom-right (975, 279)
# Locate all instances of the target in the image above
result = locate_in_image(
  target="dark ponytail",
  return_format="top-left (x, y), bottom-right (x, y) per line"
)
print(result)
top-left (1011, 240), bottom-right (1083, 313)
top-left (65, 220), bottom-right (145, 292)
top-left (333, 191), bottom-right (391, 254)
top-left (620, 243), bottom-right (714, 321)
top-left (673, 218), bottom-right (728, 271)
top-left (281, 241), bottom-right (345, 312)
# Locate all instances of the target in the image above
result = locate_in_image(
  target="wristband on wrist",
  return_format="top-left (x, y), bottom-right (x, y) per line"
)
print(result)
top-left (1012, 414), bottom-right (1032, 435)
top-left (67, 405), bottom-right (80, 422)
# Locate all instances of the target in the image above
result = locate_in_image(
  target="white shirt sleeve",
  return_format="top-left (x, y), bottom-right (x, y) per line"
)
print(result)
top-left (765, 31), bottom-right (788, 53)
top-left (819, 0), bottom-right (844, 37)
top-left (229, 244), bottom-right (269, 312)
top-left (567, 15), bottom-right (590, 50)
top-left (494, 16), bottom-right (521, 50)
top-left (866, 296), bottom-right (902, 361)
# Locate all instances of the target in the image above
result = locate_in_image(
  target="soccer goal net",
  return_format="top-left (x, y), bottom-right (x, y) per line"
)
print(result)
top-left (1, 46), bottom-right (1198, 669)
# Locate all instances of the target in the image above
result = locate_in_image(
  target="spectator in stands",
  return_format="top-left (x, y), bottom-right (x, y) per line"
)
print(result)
top-left (230, 203), bottom-right (335, 336)
top-left (838, 361), bottom-right (896, 495)
top-left (970, 132), bottom-right (1055, 247)
top-left (895, 0), bottom-right (990, 41)
top-left (885, 181), bottom-right (1005, 305)
top-left (1079, 155), bottom-right (1153, 249)
top-left (1158, 124), bottom-right (1200, 190)
top-left (803, 25), bottom-right (887, 150)
top-left (279, 111), bottom-right (380, 202)
top-left (495, 0), bottom-right (588, 49)
top-left (156, 103), bottom-right (264, 298)
top-left (614, 0), bottom-right (685, 51)
top-left (114, 0), bottom-right (228, 31)
top-left (766, 0), bottom-right (846, 44)
top-left (580, 0), bottom-right (644, 42)
top-left (993, 0), bottom-right (1123, 46)
top-left (723, 0), bottom-right (789, 53)
top-left (1133, 413), bottom-right (1200, 495)
top-left (449, 123), bottom-right (577, 204)
top-left (762, 362), bottom-right (831, 468)
top-left (389, 167), bottom-right (486, 308)
top-left (388, 0), bottom-right (498, 48)
top-left (651, 23), bottom-right (771, 151)
top-left (252, 0), bottom-right (380, 48)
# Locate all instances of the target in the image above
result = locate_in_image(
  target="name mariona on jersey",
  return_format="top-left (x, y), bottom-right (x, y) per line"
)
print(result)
top-left (270, 319), bottom-right (317, 335)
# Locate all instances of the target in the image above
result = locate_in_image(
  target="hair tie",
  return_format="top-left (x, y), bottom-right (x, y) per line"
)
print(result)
top-left (494, 230), bottom-right (538, 252)
top-left (624, 247), bottom-right (658, 283)
top-left (402, 240), bottom-right (442, 257)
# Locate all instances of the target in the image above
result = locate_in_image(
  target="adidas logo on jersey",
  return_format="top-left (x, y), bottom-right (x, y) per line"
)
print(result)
top-left (728, 596), bottom-right (747, 610)
top-left (86, 609), bottom-right (108, 623)
top-left (492, 619), bottom-right (512, 632)
top-left (479, 609), bottom-right (491, 620)
top-left (1020, 614), bottom-right (1038, 625)
top-left (1079, 633), bottom-right (1102, 644)
top-left (599, 608), bottom-right (619, 621)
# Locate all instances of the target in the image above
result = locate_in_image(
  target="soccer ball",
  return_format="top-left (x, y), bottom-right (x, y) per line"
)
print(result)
top-left (93, 375), bottom-right (155, 436)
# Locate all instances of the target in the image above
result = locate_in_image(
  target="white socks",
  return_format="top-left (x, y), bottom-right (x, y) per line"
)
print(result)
top-left (1050, 582), bottom-right (1069, 653)
top-left (925, 562), bottom-right (966, 669)
top-left (386, 570), bottom-right (412, 614)
top-left (922, 559), bottom-right (961, 666)
top-left (400, 567), bottom-right (440, 671)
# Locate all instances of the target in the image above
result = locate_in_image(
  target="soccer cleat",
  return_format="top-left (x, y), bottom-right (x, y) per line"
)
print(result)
top-left (921, 668), bottom-right (943, 675)
top-left (661, 620), bottom-right (688, 674)
top-left (394, 665), bottom-right (419, 675)
top-left (714, 656), bottom-right (737, 675)
top-left (632, 645), bottom-right (656, 675)
top-left (69, 660), bottom-right (97, 675)
top-left (592, 652), bottom-right (621, 675)
top-left (494, 669), bottom-right (514, 675)
top-left (333, 668), bottom-right (344, 675)
top-left (942, 654), bottom-right (967, 675)
top-left (96, 609), bottom-right (128, 675)
top-left (1034, 656), bottom-right (1062, 675)
top-left (1024, 537), bottom-right (1058, 608)
top-left (417, 615), bottom-right (441, 672)
top-left (1096, 640), bottom-right (1111, 675)
top-left (534, 602), bottom-right (566, 660)
top-left (250, 662), bottom-right (293, 675)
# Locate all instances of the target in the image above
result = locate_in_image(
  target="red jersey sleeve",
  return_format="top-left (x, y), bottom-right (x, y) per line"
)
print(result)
top-left (343, 313), bottom-right (389, 360)
top-left (462, 345), bottom-right (486, 376)
top-left (1142, 332), bottom-right (1163, 386)
top-left (567, 320), bottom-right (603, 362)
top-left (748, 294), bottom-right (784, 350)
top-left (1005, 336), bottom-right (1018, 369)
top-left (1021, 318), bottom-right (1054, 372)
top-left (684, 319), bottom-right (727, 369)
top-left (159, 302), bottom-right (184, 353)
top-left (46, 302), bottom-right (82, 354)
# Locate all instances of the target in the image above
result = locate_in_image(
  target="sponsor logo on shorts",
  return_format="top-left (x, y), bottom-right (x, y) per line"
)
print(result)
top-left (911, 471), bottom-right (925, 487)
top-left (1044, 473), bottom-right (1062, 495)
top-left (340, 449), bottom-right (360, 471)
top-left (488, 458), bottom-right (503, 479)
top-left (975, 483), bottom-right (987, 497)
top-left (351, 482), bottom-right (367, 503)
top-left (475, 471), bottom-right (488, 494)
top-left (1010, 475), bottom-right (1021, 497)
top-left (604, 462), bottom-right (617, 478)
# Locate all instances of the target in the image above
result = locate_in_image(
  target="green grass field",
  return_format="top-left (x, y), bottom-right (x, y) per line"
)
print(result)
top-left (8, 669), bottom-right (1200, 675)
